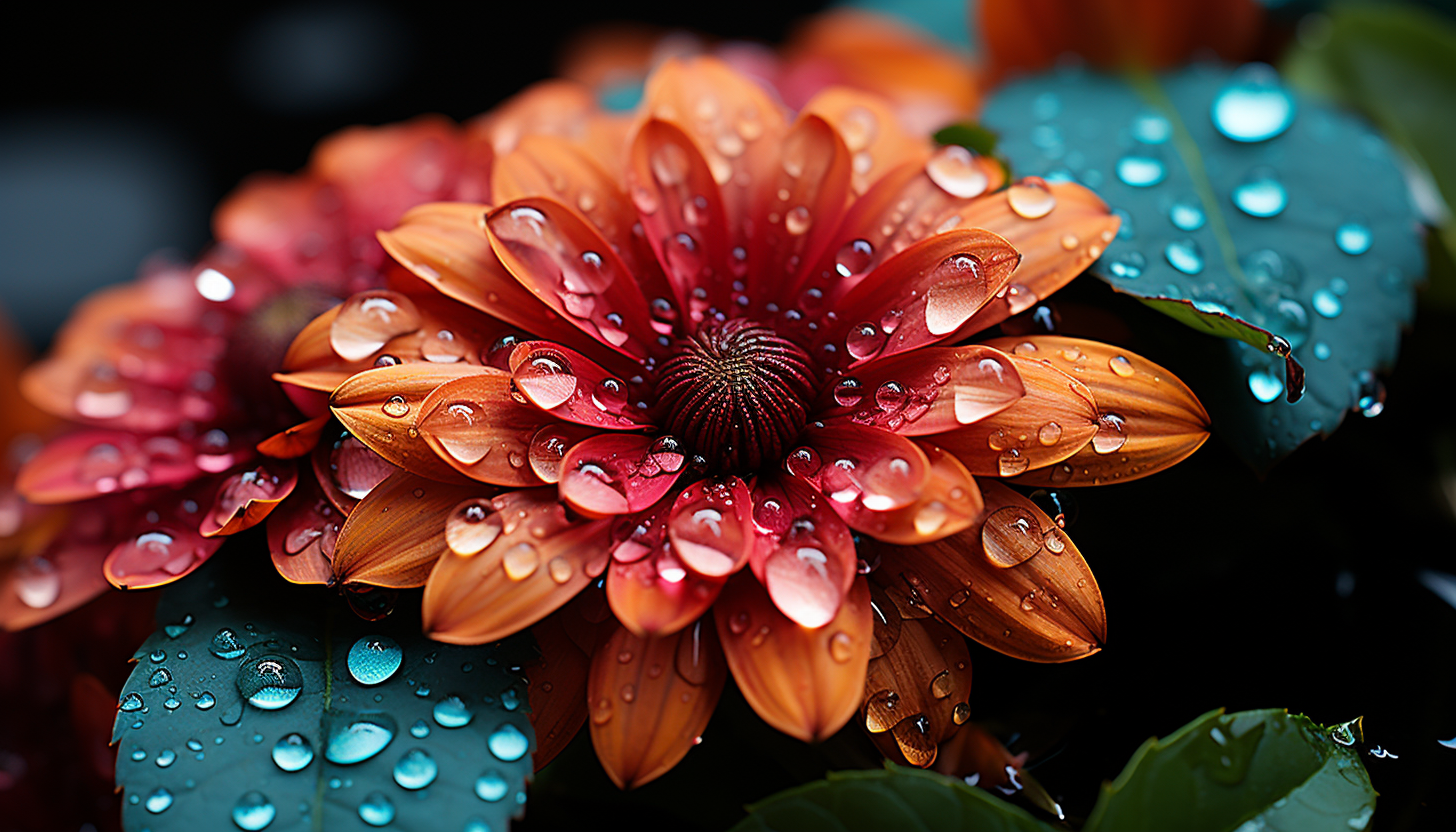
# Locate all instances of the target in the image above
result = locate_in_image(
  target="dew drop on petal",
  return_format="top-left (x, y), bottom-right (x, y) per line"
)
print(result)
top-left (1232, 168), bottom-right (1287, 217)
top-left (1164, 239), bottom-right (1204, 275)
top-left (982, 506), bottom-right (1042, 567)
top-left (487, 723), bottom-right (529, 762)
top-left (1091, 413), bottom-right (1128, 454)
top-left (1336, 219), bottom-right (1372, 255)
top-left (433, 695), bottom-right (474, 728)
top-left (1168, 199), bottom-right (1205, 231)
top-left (1248, 370), bottom-right (1284, 403)
top-left (446, 499), bottom-right (503, 556)
top-left (1116, 154), bottom-right (1165, 187)
top-left (924, 253), bottom-right (988, 335)
top-left (144, 788), bottom-right (173, 814)
top-left (1006, 177), bottom-right (1056, 219)
top-left (926, 145), bottom-right (989, 198)
top-left (326, 715), bottom-right (397, 765)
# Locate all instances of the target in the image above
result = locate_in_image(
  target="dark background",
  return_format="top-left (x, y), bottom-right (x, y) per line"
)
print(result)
top-left (3, 1), bottom-right (1454, 830)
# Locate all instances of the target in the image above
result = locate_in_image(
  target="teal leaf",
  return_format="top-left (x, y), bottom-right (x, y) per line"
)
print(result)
top-left (1084, 709), bottom-right (1377, 832)
top-left (111, 550), bottom-right (534, 832)
top-left (727, 764), bottom-right (1058, 832)
top-left (982, 63), bottom-right (1424, 471)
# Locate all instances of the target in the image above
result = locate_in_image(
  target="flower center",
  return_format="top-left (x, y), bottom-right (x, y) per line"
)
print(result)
top-left (656, 319), bottom-right (816, 473)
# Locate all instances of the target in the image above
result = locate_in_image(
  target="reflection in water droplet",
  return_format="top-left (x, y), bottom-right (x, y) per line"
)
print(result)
top-left (1247, 370), bottom-right (1284, 403)
top-left (410, 719), bottom-right (430, 739)
top-left (392, 748), bottom-right (439, 790)
top-left (232, 791), bottom-right (276, 831)
top-left (487, 723), bottom-right (529, 762)
top-left (1164, 239), bottom-right (1204, 275)
top-left (155, 749), bottom-right (176, 768)
top-left (1211, 63), bottom-right (1295, 142)
top-left (237, 654), bottom-right (303, 710)
top-left (347, 636), bottom-right (402, 686)
top-left (953, 702), bottom-right (972, 724)
top-left (120, 692), bottom-right (144, 711)
top-left (925, 145), bottom-right (989, 198)
top-left (1091, 413), bottom-right (1127, 454)
top-left (271, 733), bottom-right (314, 772)
top-left (1006, 178), bottom-right (1056, 219)
top-left (475, 771), bottom-right (509, 802)
top-left (358, 792), bottom-right (395, 827)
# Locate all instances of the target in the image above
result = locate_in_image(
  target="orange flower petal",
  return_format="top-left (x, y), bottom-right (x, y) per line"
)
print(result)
top-left (815, 346), bottom-right (1024, 436)
top-left (799, 87), bottom-right (932, 195)
top-left (934, 353), bottom-right (1098, 477)
top-left (524, 611), bottom-right (592, 771)
top-left (860, 442), bottom-right (984, 545)
top-left (587, 619), bottom-right (727, 789)
top-left (715, 573), bottom-right (871, 742)
top-left (213, 174), bottom-right (350, 281)
top-left (0, 542), bottom-right (111, 631)
top-left (818, 228), bottom-right (1020, 363)
top-left (507, 341), bottom-right (652, 428)
top-left (748, 475), bottom-right (857, 629)
top-left (469, 79), bottom-right (615, 167)
top-left (949, 181), bottom-right (1120, 338)
top-left (606, 553), bottom-right (725, 637)
top-left (310, 424), bottom-right (397, 515)
top-left (486, 197), bottom-right (660, 362)
top-left (862, 582), bottom-right (972, 768)
top-left (423, 488), bottom-right (612, 644)
top-left (376, 202), bottom-right (572, 339)
top-left (331, 469), bottom-right (486, 588)
top-left (199, 461), bottom-right (298, 537)
top-left (265, 470), bottom-right (340, 586)
top-left (559, 433), bottom-right (686, 516)
top-left (793, 425), bottom-right (931, 532)
top-left (980, 336), bottom-right (1211, 486)
top-left (870, 481), bottom-right (1106, 662)
top-left (745, 114), bottom-right (853, 311)
top-left (257, 414), bottom-right (330, 459)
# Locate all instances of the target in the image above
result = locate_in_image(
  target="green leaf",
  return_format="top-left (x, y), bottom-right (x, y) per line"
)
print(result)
top-left (727, 764), bottom-right (1059, 832)
top-left (933, 122), bottom-right (999, 156)
top-left (111, 549), bottom-right (534, 832)
top-left (1084, 709), bottom-right (1377, 832)
top-left (982, 64), bottom-right (1424, 471)
top-left (1283, 3), bottom-right (1456, 254)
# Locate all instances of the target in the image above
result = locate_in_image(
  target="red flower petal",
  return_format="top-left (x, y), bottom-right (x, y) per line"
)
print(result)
top-left (559, 433), bottom-right (688, 517)
top-left (791, 424), bottom-right (930, 527)
top-left (17, 430), bottom-right (250, 505)
top-left (257, 414), bottom-right (330, 459)
top-left (666, 477), bottom-right (754, 578)
top-left (486, 197), bottom-right (659, 363)
top-left (748, 475), bottom-right (857, 628)
top-left (423, 489), bottom-right (612, 644)
top-left (587, 618), bottom-right (727, 789)
top-left (715, 573), bottom-right (871, 742)
top-left (213, 174), bottom-right (350, 282)
top-left (332, 470), bottom-right (488, 588)
top-left (507, 341), bottom-right (652, 428)
top-left (199, 461), bottom-right (298, 537)
top-left (858, 442), bottom-right (984, 545)
top-left (606, 551), bottom-right (725, 637)
top-left (799, 87), bottom-right (931, 195)
top-left (934, 352), bottom-right (1099, 478)
top-left (815, 229), bottom-right (1021, 364)
top-left (103, 500), bottom-right (225, 590)
top-left (814, 346), bottom-right (1024, 436)
top-left (265, 470), bottom-right (341, 586)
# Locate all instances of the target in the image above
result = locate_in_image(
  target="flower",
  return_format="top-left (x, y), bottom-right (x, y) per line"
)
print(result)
top-left (287, 57), bottom-right (1209, 785)
top-left (3, 117), bottom-right (492, 626)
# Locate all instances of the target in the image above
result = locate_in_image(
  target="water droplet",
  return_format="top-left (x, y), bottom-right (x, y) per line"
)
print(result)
top-left (392, 748), bottom-right (439, 790)
top-left (1131, 110), bottom-right (1171, 144)
top-left (501, 542), bottom-right (540, 580)
top-left (1038, 422), bottom-right (1064, 445)
top-left (1312, 288), bottom-right (1343, 318)
top-left (926, 145), bottom-right (989, 198)
top-left (148, 668), bottom-right (172, 688)
top-left (1164, 239), bottom-right (1204, 275)
top-left (326, 714), bottom-right (397, 764)
top-left (237, 654), bottom-right (303, 710)
top-left (331, 291), bottom-right (422, 362)
top-left (433, 695), bottom-right (474, 728)
top-left (1354, 371), bottom-right (1385, 417)
top-left (785, 206), bottom-right (812, 235)
top-left (1116, 154), bottom-right (1165, 187)
top-left (145, 787), bottom-right (174, 814)
top-left (1211, 63), bottom-right (1295, 142)
top-left (1336, 219), bottom-right (1372, 255)
top-left (953, 702), bottom-right (972, 724)
top-left (845, 323), bottom-right (885, 361)
top-left (835, 239), bottom-right (874, 278)
top-left (829, 631), bottom-right (854, 663)
top-left (833, 377), bottom-right (864, 407)
top-left (210, 628), bottom-right (246, 660)
top-left (272, 734), bottom-right (314, 771)
top-left (381, 395), bottom-right (409, 418)
top-left (155, 749), bottom-right (176, 767)
top-left (982, 506), bottom-right (1042, 567)
top-left (1007, 177), bottom-right (1056, 219)
top-left (358, 792), bottom-right (395, 827)
top-left (232, 791), bottom-right (276, 831)
top-left (120, 692), bottom-right (144, 711)
top-left (1232, 167), bottom-right (1287, 217)
top-left (1248, 370), bottom-right (1284, 403)
top-left (1107, 251), bottom-right (1145, 280)
top-left (929, 670), bottom-right (953, 700)
top-left (474, 771), bottom-right (509, 802)
top-left (347, 636), bottom-right (402, 686)
top-left (1169, 199), bottom-right (1205, 231)
top-left (1092, 413), bottom-right (1128, 454)
top-left (163, 614), bottom-right (194, 639)
top-left (487, 723), bottom-right (529, 762)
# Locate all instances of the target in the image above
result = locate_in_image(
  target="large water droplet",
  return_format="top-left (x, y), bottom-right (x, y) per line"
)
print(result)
top-left (232, 791), bottom-right (276, 831)
top-left (433, 695), bottom-right (474, 728)
top-left (120, 692), bottom-right (144, 711)
top-left (1312, 288), bottom-right (1343, 318)
top-left (1164, 239), bottom-right (1204, 275)
top-left (237, 654), bottom-right (303, 710)
top-left (926, 145), bottom-right (989, 198)
top-left (358, 792), bottom-right (396, 827)
top-left (1211, 63), bottom-right (1295, 142)
top-left (210, 627), bottom-right (246, 660)
top-left (1006, 177), bottom-right (1056, 219)
top-left (1248, 370), bottom-right (1284, 403)
top-left (834, 239), bottom-right (874, 279)
top-left (515, 349), bottom-right (577, 410)
top-left (347, 636), bottom-right (402, 686)
top-left (474, 771), bottom-right (509, 802)
top-left (145, 787), bottom-right (174, 814)
top-left (325, 714), bottom-right (397, 764)
top-left (1336, 219), bottom-right (1372, 255)
top-left (1116, 154), bottom-right (1165, 187)
top-left (487, 723), bottom-right (529, 762)
top-left (271, 733), bottom-right (314, 771)
top-left (982, 506), bottom-right (1042, 567)
top-left (392, 748), bottom-right (439, 790)
top-left (1232, 168), bottom-right (1287, 217)
top-left (1091, 413), bottom-right (1128, 454)
top-left (196, 692), bottom-right (216, 710)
